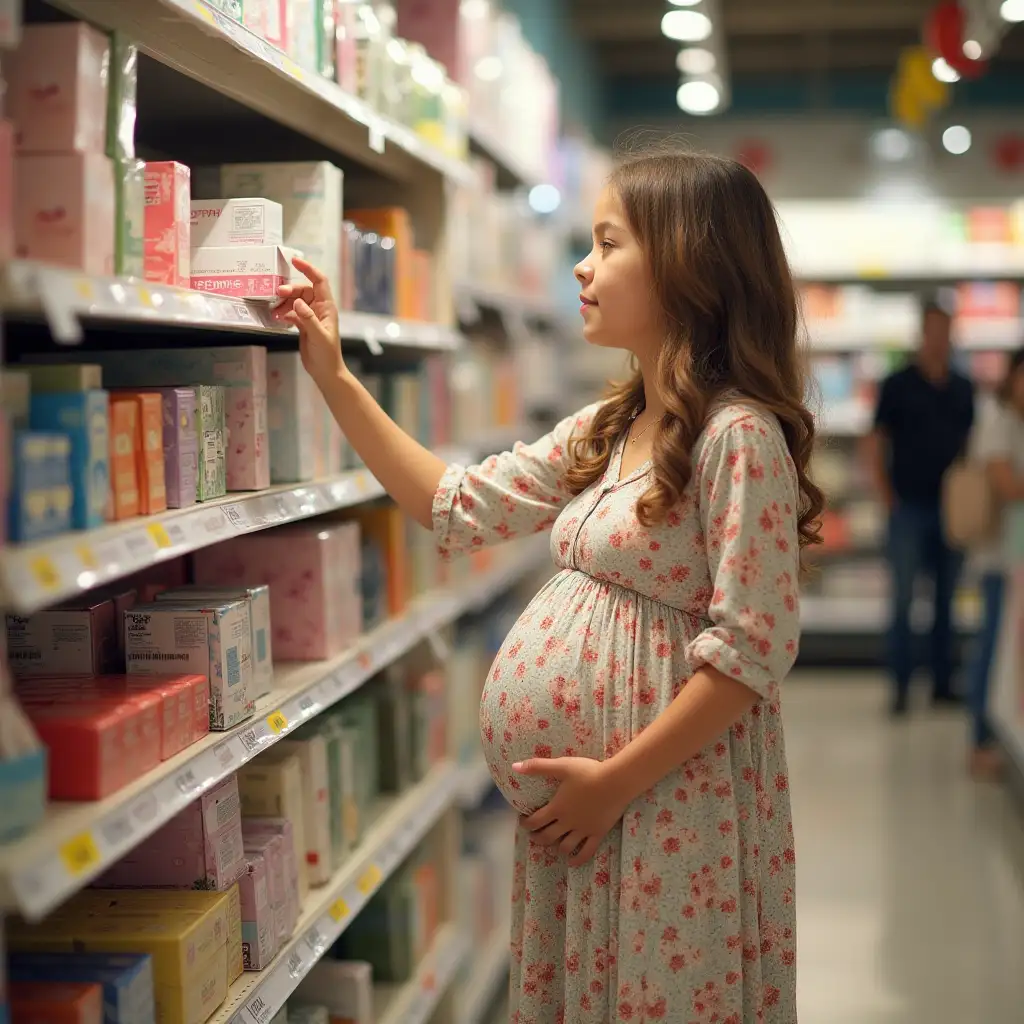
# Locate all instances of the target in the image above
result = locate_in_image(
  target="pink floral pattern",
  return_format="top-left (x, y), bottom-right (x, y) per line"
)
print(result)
top-left (434, 403), bottom-right (801, 1023)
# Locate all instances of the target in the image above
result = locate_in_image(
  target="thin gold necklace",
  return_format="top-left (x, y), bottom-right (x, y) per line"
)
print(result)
top-left (630, 414), bottom-right (656, 445)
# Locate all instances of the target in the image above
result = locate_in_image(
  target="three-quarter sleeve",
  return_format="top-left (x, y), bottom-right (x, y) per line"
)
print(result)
top-left (684, 411), bottom-right (802, 701)
top-left (433, 404), bottom-right (600, 560)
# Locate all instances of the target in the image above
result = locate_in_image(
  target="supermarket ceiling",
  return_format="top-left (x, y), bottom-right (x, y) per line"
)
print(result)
top-left (574, 0), bottom-right (1024, 114)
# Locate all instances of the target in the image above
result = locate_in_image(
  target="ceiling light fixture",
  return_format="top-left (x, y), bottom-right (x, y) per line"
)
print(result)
top-left (942, 124), bottom-right (972, 154)
top-left (676, 47), bottom-right (716, 75)
top-left (931, 57), bottom-right (960, 82)
top-left (667, 0), bottom-right (703, 5)
top-left (528, 183), bottom-right (562, 214)
top-left (677, 79), bottom-right (721, 115)
top-left (661, 10), bottom-right (713, 42)
top-left (1001, 0), bottom-right (1024, 21)
top-left (872, 128), bottom-right (912, 162)
top-left (962, 39), bottom-right (983, 59)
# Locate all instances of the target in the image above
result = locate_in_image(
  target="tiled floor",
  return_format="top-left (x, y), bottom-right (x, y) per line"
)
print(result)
top-left (485, 671), bottom-right (1024, 1023)
top-left (787, 671), bottom-right (1024, 1023)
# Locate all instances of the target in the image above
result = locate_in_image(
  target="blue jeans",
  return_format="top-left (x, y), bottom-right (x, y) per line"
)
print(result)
top-left (887, 503), bottom-right (963, 702)
top-left (967, 572), bottom-right (1006, 748)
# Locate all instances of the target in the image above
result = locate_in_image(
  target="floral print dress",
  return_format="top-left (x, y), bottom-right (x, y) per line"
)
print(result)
top-left (433, 402), bottom-right (801, 1023)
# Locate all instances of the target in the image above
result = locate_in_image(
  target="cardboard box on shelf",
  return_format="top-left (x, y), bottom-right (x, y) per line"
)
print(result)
top-left (8, 432), bottom-right (72, 543)
top-left (9, 981), bottom-right (103, 1024)
top-left (107, 397), bottom-right (141, 521)
top-left (191, 244), bottom-right (299, 300)
top-left (190, 197), bottom-right (284, 248)
top-left (144, 161), bottom-right (191, 287)
top-left (6, 599), bottom-right (118, 677)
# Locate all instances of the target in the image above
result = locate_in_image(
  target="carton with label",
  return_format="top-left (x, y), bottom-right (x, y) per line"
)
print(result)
top-left (190, 197), bottom-right (283, 248)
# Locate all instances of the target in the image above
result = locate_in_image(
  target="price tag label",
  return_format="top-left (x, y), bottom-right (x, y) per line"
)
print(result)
top-left (147, 523), bottom-right (174, 550)
top-left (77, 545), bottom-right (98, 570)
top-left (137, 286), bottom-right (155, 308)
top-left (286, 949), bottom-right (305, 978)
top-left (243, 994), bottom-right (273, 1024)
top-left (297, 693), bottom-right (317, 716)
top-left (329, 897), bottom-right (350, 922)
top-left (357, 651), bottom-right (373, 671)
top-left (357, 864), bottom-right (382, 895)
top-left (29, 555), bottom-right (61, 593)
top-left (266, 710), bottom-right (288, 735)
top-left (59, 832), bottom-right (101, 876)
top-left (175, 768), bottom-right (201, 795)
top-left (125, 531), bottom-right (153, 561)
top-left (98, 813), bottom-right (133, 850)
top-left (214, 741), bottom-right (235, 769)
top-left (239, 726), bottom-right (263, 756)
top-left (223, 504), bottom-right (251, 531)
top-left (73, 277), bottom-right (95, 303)
top-left (306, 926), bottom-right (325, 954)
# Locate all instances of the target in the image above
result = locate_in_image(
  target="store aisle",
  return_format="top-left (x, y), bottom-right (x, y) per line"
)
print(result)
top-left (788, 671), bottom-right (1024, 1023)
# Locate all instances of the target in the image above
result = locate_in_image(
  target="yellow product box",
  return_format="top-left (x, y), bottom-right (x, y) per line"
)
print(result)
top-left (238, 749), bottom-right (309, 901)
top-left (83, 886), bottom-right (244, 986)
top-left (8, 895), bottom-right (229, 1024)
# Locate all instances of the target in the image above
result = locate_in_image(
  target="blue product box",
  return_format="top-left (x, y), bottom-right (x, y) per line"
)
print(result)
top-left (0, 747), bottom-right (47, 843)
top-left (29, 390), bottom-right (109, 529)
top-left (8, 952), bottom-right (155, 1024)
top-left (9, 432), bottom-right (73, 542)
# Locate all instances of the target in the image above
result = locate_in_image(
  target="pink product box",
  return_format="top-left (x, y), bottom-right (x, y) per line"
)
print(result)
top-left (195, 522), bottom-right (362, 661)
top-left (190, 244), bottom-right (298, 300)
top-left (158, 387), bottom-right (198, 508)
top-left (98, 774), bottom-right (246, 891)
top-left (190, 198), bottom-right (284, 248)
top-left (144, 161), bottom-right (191, 287)
top-left (7, 22), bottom-right (110, 154)
top-left (226, 387), bottom-right (269, 491)
top-left (239, 852), bottom-right (277, 971)
top-left (14, 153), bottom-right (115, 275)
top-left (241, 831), bottom-right (293, 947)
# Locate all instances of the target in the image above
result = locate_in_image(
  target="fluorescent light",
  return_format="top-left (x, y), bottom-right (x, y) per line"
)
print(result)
top-left (677, 47), bottom-right (716, 75)
top-left (668, 0), bottom-right (703, 5)
top-left (1001, 0), bottom-right (1024, 21)
top-left (872, 128), bottom-right (912, 162)
top-left (528, 184), bottom-right (561, 214)
top-left (942, 125), bottom-right (972, 155)
top-left (962, 39), bottom-right (983, 59)
top-left (661, 10), bottom-right (713, 42)
top-left (676, 79), bottom-right (721, 115)
top-left (932, 57), bottom-right (960, 83)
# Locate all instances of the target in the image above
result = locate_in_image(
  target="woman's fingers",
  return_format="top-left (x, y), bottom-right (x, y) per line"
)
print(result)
top-left (531, 822), bottom-right (567, 848)
top-left (559, 831), bottom-right (585, 856)
top-left (569, 836), bottom-right (601, 868)
top-left (522, 801), bottom-right (559, 832)
top-left (291, 256), bottom-right (334, 302)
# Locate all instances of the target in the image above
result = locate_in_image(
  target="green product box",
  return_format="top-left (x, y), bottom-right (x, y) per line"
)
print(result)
top-left (106, 33), bottom-right (138, 162)
top-left (195, 384), bottom-right (226, 502)
top-left (115, 158), bottom-right (145, 277)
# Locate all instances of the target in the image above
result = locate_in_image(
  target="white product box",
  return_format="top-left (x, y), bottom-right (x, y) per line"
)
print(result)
top-left (277, 734), bottom-right (332, 886)
top-left (155, 585), bottom-right (273, 700)
top-left (124, 601), bottom-right (254, 731)
top-left (219, 162), bottom-right (342, 299)
top-left (267, 352), bottom-right (318, 483)
top-left (190, 197), bottom-right (284, 248)
top-left (296, 960), bottom-right (372, 1024)
top-left (6, 604), bottom-right (117, 677)
top-left (190, 244), bottom-right (300, 300)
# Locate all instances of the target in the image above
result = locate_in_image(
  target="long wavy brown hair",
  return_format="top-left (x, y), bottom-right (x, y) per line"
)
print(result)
top-left (565, 150), bottom-right (824, 557)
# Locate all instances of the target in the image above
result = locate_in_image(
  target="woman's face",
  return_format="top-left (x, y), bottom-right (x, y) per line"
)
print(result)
top-left (573, 186), bottom-right (663, 358)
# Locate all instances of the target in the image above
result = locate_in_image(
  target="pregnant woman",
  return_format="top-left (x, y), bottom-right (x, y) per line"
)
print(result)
top-left (277, 149), bottom-right (822, 1023)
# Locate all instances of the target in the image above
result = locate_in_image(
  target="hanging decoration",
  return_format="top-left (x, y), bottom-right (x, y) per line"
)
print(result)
top-left (890, 45), bottom-right (950, 129)
top-left (926, 0), bottom-right (988, 78)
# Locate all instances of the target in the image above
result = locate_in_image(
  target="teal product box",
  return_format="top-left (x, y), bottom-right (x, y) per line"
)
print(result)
top-left (0, 747), bottom-right (46, 843)
top-left (115, 157), bottom-right (145, 277)
top-left (9, 432), bottom-right (72, 542)
top-left (29, 390), bottom-right (109, 529)
top-left (8, 952), bottom-right (155, 1024)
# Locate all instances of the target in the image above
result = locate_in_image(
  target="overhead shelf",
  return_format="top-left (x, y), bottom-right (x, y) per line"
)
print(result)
top-left (47, 0), bottom-right (475, 186)
top-left (0, 261), bottom-right (464, 352)
top-left (218, 763), bottom-right (459, 1024)
top-left (0, 534), bottom-right (550, 921)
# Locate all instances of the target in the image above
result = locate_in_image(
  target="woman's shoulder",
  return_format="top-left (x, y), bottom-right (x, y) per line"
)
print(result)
top-left (700, 399), bottom-right (787, 450)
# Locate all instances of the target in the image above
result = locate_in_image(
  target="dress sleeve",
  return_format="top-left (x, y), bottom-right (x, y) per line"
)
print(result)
top-left (684, 412), bottom-right (803, 701)
top-left (432, 404), bottom-right (599, 560)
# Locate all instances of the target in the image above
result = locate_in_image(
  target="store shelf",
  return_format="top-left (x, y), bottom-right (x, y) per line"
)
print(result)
top-left (469, 121), bottom-right (544, 192)
top-left (374, 925), bottom-right (470, 1024)
top-left (219, 763), bottom-right (459, 1024)
top-left (48, 0), bottom-right (475, 186)
top-left (457, 922), bottom-right (511, 1024)
top-left (456, 758), bottom-right (495, 810)
top-left (456, 281), bottom-right (559, 321)
top-left (807, 317), bottom-right (1022, 353)
top-left (0, 534), bottom-right (550, 920)
top-left (801, 594), bottom-right (980, 633)
top-left (0, 261), bottom-right (464, 351)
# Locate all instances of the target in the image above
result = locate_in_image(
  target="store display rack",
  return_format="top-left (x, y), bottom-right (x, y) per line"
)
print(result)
top-left (375, 924), bottom-right (469, 1024)
top-left (0, 533), bottom-right (551, 921)
top-left (456, 758), bottom-right (495, 811)
top-left (456, 919), bottom-right (512, 1024)
top-left (48, 0), bottom-right (475, 186)
top-left (456, 281), bottom-right (560, 323)
top-left (217, 763), bottom-right (459, 1024)
top-left (468, 119), bottom-right (543, 192)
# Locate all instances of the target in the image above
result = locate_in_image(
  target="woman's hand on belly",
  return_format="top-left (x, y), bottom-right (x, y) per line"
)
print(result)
top-left (514, 756), bottom-right (631, 867)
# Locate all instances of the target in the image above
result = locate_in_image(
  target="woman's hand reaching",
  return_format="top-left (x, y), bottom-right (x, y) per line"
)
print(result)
top-left (274, 256), bottom-right (345, 391)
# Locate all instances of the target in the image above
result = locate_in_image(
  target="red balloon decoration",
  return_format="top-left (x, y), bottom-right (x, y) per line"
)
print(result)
top-left (993, 135), bottom-right (1024, 173)
top-left (925, 1), bottom-right (987, 79)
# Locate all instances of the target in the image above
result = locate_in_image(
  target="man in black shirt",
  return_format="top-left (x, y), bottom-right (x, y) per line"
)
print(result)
top-left (870, 301), bottom-right (975, 714)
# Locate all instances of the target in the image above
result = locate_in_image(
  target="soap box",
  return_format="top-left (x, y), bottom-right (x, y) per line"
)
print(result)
top-left (15, 154), bottom-right (115, 275)
top-left (267, 352), bottom-right (317, 482)
top-left (194, 385), bottom-right (227, 501)
top-left (29, 390), bottom-right (109, 530)
top-left (241, 831), bottom-right (291, 948)
top-left (276, 734), bottom-right (333, 886)
top-left (6, 598), bottom-right (118, 677)
top-left (99, 774), bottom-right (245, 891)
top-left (115, 158), bottom-right (145, 277)
top-left (144, 161), bottom-right (191, 287)
top-left (8, 981), bottom-right (103, 1024)
top-left (238, 852), bottom-right (276, 971)
top-left (190, 198), bottom-right (284, 248)
top-left (111, 392), bottom-right (167, 514)
top-left (295, 960), bottom-right (373, 1024)
top-left (7, 22), bottom-right (110, 154)
top-left (124, 601), bottom-right (254, 731)
top-left (8, 953), bottom-right (154, 1024)
top-left (156, 585), bottom-right (273, 700)
top-left (191, 244), bottom-right (299, 300)
top-left (242, 819), bottom-right (304, 929)
top-left (107, 397), bottom-right (140, 521)
top-left (8, 431), bottom-right (72, 542)
top-left (195, 522), bottom-right (362, 661)
top-left (157, 387), bottom-right (197, 508)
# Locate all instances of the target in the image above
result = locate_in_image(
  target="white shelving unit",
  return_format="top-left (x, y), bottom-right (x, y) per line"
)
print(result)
top-left (375, 925), bottom-right (470, 1024)
top-left (456, 920), bottom-right (512, 1024)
